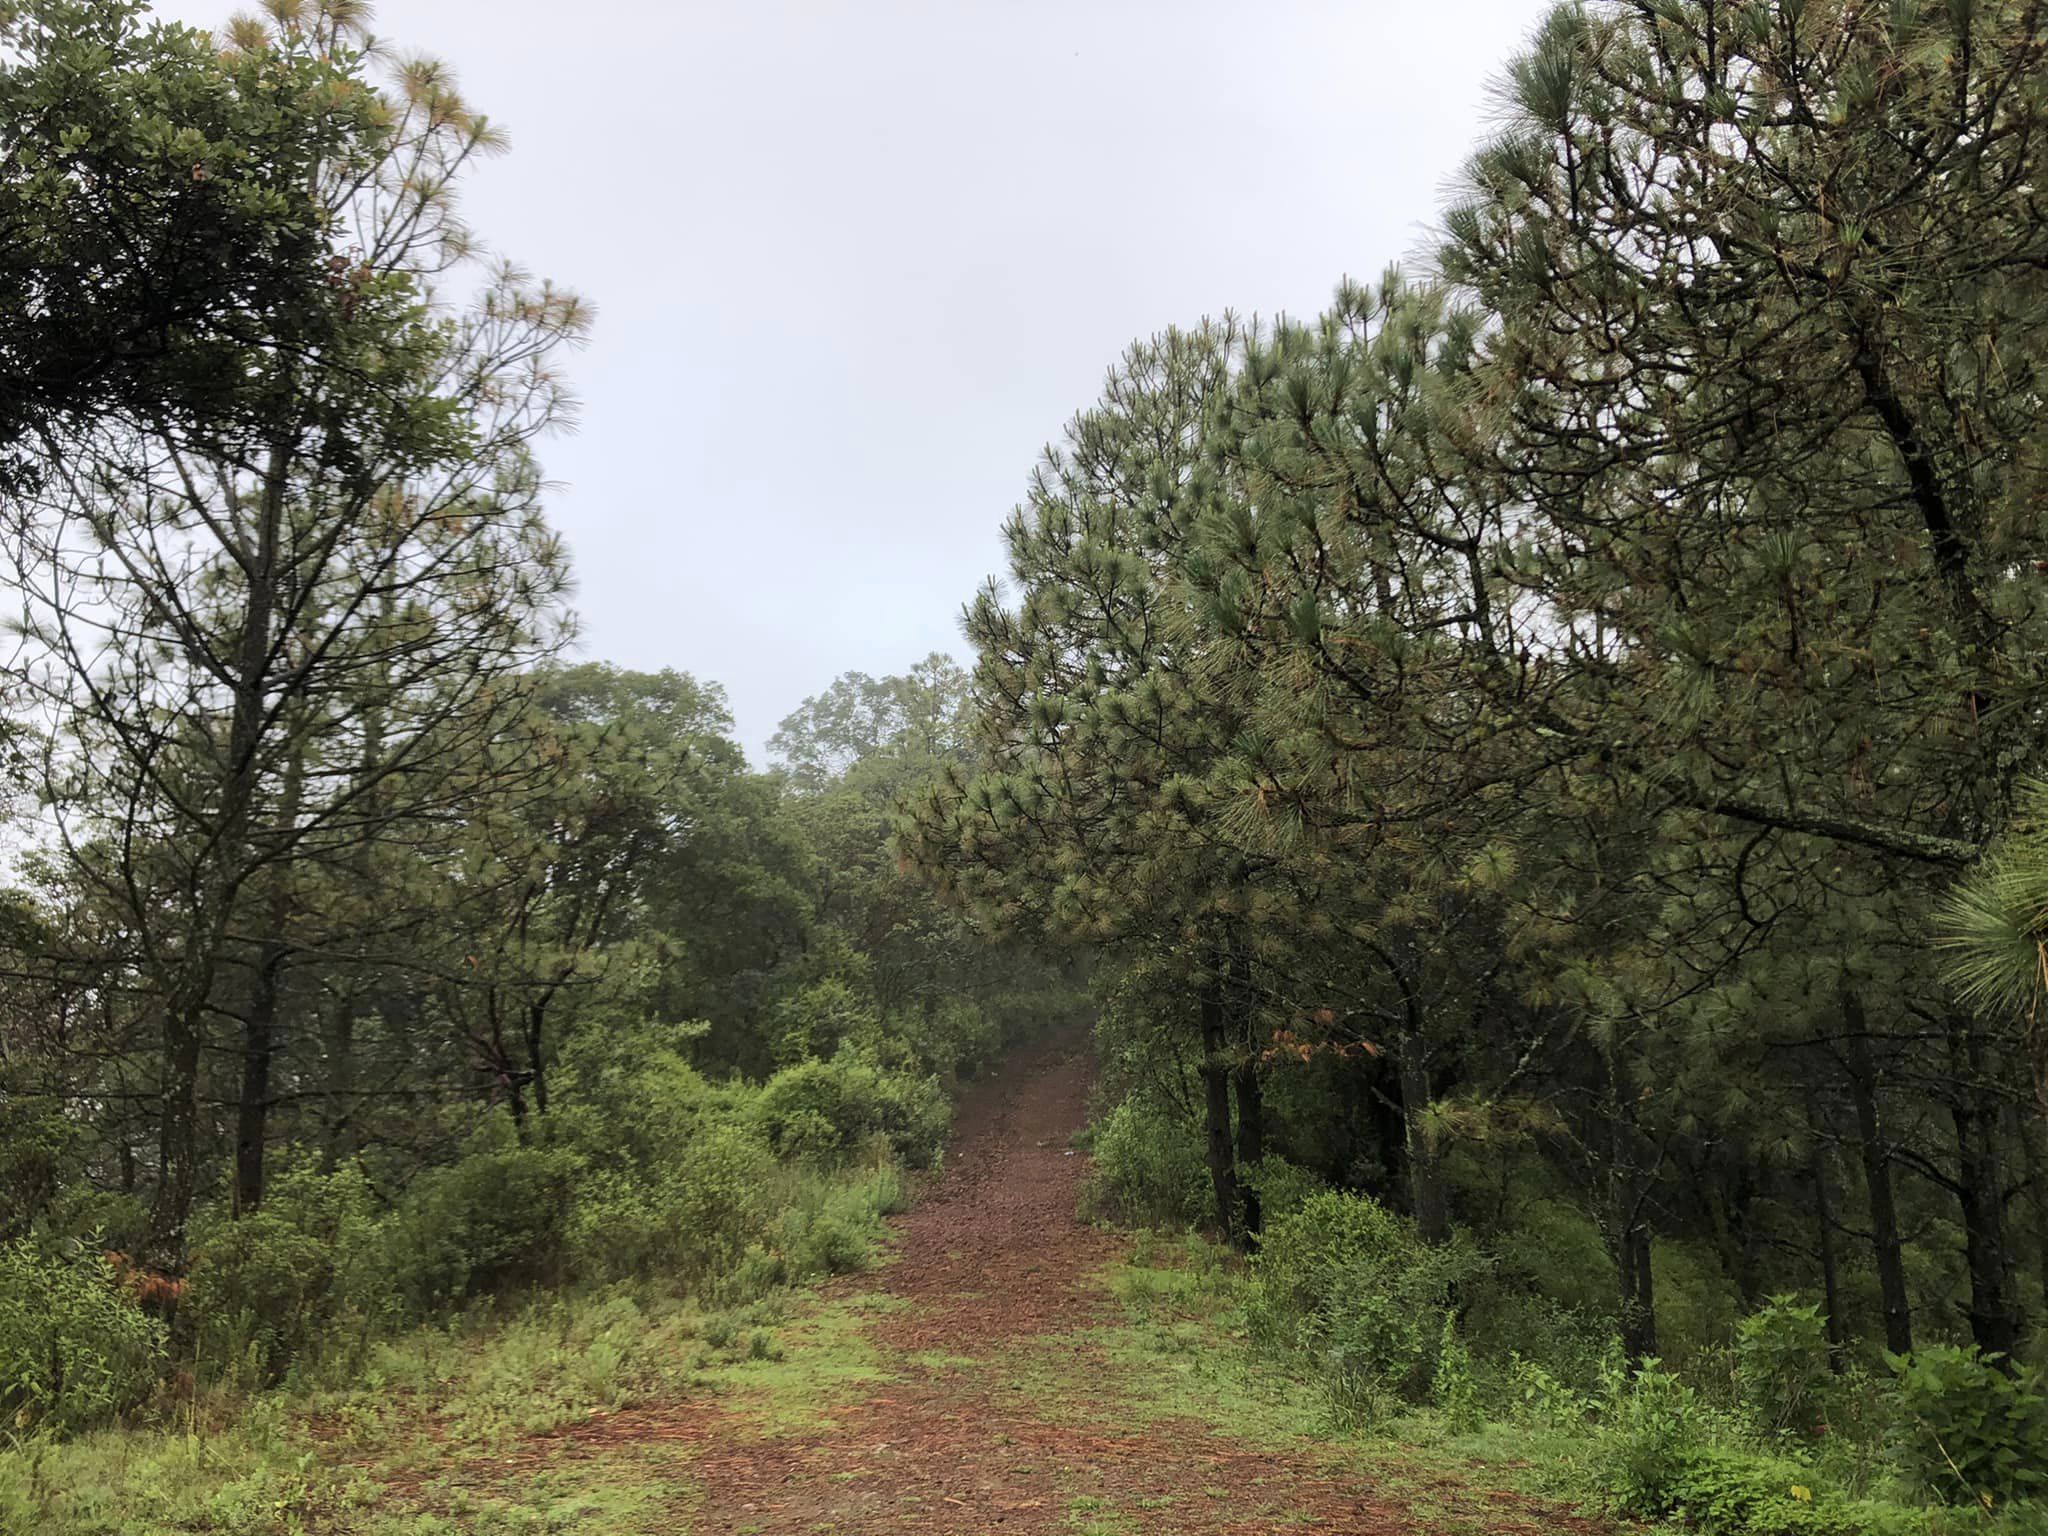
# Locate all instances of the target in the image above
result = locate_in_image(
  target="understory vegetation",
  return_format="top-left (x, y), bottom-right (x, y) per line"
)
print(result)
top-left (1097, 1173), bottom-right (2048, 1535)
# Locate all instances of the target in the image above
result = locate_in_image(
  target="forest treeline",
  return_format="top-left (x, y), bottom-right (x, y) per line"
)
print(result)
top-left (891, 0), bottom-right (2048, 1526)
top-left (0, 0), bottom-right (1077, 1449)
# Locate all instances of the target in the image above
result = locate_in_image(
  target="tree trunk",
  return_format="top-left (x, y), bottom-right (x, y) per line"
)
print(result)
top-left (1198, 979), bottom-right (1241, 1248)
top-left (233, 746), bottom-right (304, 1214)
top-left (1400, 1035), bottom-right (1449, 1245)
top-left (1947, 1014), bottom-right (2021, 1362)
top-left (1806, 1110), bottom-right (1849, 1370)
top-left (233, 938), bottom-right (287, 1213)
top-left (1229, 944), bottom-right (1263, 1243)
top-left (2020, 1113), bottom-right (2048, 1324)
top-left (321, 988), bottom-right (357, 1172)
top-left (1381, 939), bottom-right (1449, 1245)
top-left (1234, 1057), bottom-right (1265, 1245)
top-left (1618, 1187), bottom-right (1659, 1369)
top-left (1843, 998), bottom-right (1914, 1355)
top-left (146, 441), bottom-right (290, 1258)
top-left (148, 984), bottom-right (209, 1264)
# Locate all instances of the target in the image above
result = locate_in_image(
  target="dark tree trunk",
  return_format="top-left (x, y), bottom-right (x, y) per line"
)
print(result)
top-left (149, 990), bottom-right (208, 1264)
top-left (1400, 1036), bottom-right (1449, 1245)
top-left (1807, 1111), bottom-right (1849, 1370)
top-left (1843, 999), bottom-right (1914, 1355)
top-left (233, 938), bottom-right (287, 1213)
top-left (1199, 980), bottom-right (1241, 1248)
top-left (1600, 1042), bottom-right (1658, 1370)
top-left (146, 442), bottom-right (290, 1260)
top-left (2020, 1114), bottom-right (2048, 1324)
top-left (1234, 1058), bottom-right (1265, 1245)
top-left (1229, 944), bottom-right (1263, 1243)
top-left (233, 748), bottom-right (303, 1214)
top-left (1948, 1015), bottom-right (2021, 1362)
top-left (1383, 941), bottom-right (1448, 1245)
top-left (321, 989), bottom-right (357, 1172)
top-left (1618, 1190), bottom-right (1659, 1368)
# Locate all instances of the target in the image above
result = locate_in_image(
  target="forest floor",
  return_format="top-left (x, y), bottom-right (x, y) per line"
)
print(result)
top-left (404, 1031), bottom-right (1606, 1536)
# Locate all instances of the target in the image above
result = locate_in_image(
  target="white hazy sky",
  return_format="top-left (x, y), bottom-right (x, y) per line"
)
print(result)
top-left (156, 0), bottom-right (1554, 761)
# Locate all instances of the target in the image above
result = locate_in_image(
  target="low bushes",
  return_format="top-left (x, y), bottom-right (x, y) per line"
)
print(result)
top-left (185, 1159), bottom-right (386, 1385)
top-left (751, 1048), bottom-right (950, 1167)
top-left (7, 1039), bottom-right (955, 1439)
top-left (0, 1240), bottom-right (165, 1434)
top-left (1119, 1142), bottom-right (2048, 1536)
top-left (1888, 1346), bottom-right (2048, 1508)
top-left (382, 1133), bottom-right (584, 1314)
top-left (1245, 1189), bottom-right (1487, 1423)
top-left (1080, 1093), bottom-right (1212, 1228)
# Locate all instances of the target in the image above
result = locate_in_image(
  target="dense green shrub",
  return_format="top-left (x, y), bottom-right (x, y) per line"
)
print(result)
top-left (1888, 1346), bottom-right (2048, 1508)
top-left (1647, 1447), bottom-right (1864, 1536)
top-left (1246, 1189), bottom-right (1485, 1421)
top-left (1591, 1364), bottom-right (1872, 1536)
top-left (0, 1240), bottom-right (165, 1434)
top-left (1737, 1297), bottom-right (1838, 1435)
top-left (663, 1122), bottom-right (778, 1279)
top-left (767, 976), bottom-right (879, 1066)
top-left (752, 1048), bottom-right (949, 1167)
top-left (563, 1118), bottom-right (775, 1284)
top-left (383, 1133), bottom-right (583, 1313)
top-left (1242, 1155), bottom-right (1325, 1228)
top-left (728, 1166), bottom-right (907, 1298)
top-left (1080, 1095), bottom-right (1211, 1227)
top-left (185, 1160), bottom-right (386, 1383)
top-left (1594, 1363), bottom-right (1730, 1516)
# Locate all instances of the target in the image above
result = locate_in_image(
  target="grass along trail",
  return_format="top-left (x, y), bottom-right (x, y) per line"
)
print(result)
top-left (517, 1034), bottom-right (1606, 1535)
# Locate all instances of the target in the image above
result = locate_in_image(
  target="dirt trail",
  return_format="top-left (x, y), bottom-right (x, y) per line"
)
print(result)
top-left (562, 1034), bottom-right (1596, 1534)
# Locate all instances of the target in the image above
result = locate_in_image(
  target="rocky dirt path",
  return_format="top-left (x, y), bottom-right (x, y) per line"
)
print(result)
top-left (550, 1033), bottom-right (1599, 1534)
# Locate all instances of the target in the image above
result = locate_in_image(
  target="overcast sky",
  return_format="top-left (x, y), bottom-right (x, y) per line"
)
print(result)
top-left (158, 0), bottom-right (1553, 762)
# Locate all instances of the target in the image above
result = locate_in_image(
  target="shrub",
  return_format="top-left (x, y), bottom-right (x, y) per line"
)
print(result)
top-left (1888, 1345), bottom-right (2048, 1508)
top-left (1590, 1364), bottom-right (1868, 1536)
top-left (1246, 1189), bottom-right (1485, 1422)
top-left (1595, 1362), bottom-right (1724, 1517)
top-left (752, 1049), bottom-right (949, 1168)
top-left (1434, 1314), bottom-right (1482, 1434)
top-left (384, 1133), bottom-right (583, 1314)
top-left (1652, 1447), bottom-right (1864, 1536)
top-left (1737, 1296), bottom-right (1838, 1435)
top-left (1243, 1155), bottom-right (1324, 1228)
top-left (0, 1239), bottom-right (165, 1434)
top-left (664, 1122), bottom-right (776, 1280)
top-left (1080, 1095), bottom-right (1211, 1228)
top-left (185, 1160), bottom-right (386, 1384)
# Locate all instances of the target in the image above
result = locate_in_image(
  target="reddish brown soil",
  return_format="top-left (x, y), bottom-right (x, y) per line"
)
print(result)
top-left (556, 1033), bottom-right (1604, 1534)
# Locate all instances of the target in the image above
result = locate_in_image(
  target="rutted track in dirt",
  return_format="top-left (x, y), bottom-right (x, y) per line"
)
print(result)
top-left (557, 1034), bottom-right (1599, 1534)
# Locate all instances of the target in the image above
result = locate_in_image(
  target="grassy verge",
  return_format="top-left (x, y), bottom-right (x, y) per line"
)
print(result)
top-left (0, 1165), bottom-right (908, 1536)
top-left (1074, 1229), bottom-right (2047, 1536)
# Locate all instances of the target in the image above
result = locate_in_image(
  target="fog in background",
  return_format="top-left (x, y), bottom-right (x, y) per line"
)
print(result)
top-left (154, 0), bottom-right (1553, 759)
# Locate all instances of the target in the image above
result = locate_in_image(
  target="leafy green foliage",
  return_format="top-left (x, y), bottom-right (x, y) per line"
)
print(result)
top-left (1080, 1094), bottom-right (1213, 1228)
top-left (185, 1160), bottom-right (386, 1385)
top-left (752, 1049), bottom-right (950, 1168)
top-left (1737, 1298), bottom-right (1839, 1436)
top-left (0, 1241), bottom-right (164, 1434)
top-left (1887, 1347), bottom-right (2048, 1508)
top-left (1245, 1190), bottom-right (1485, 1421)
top-left (381, 1133), bottom-right (584, 1315)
